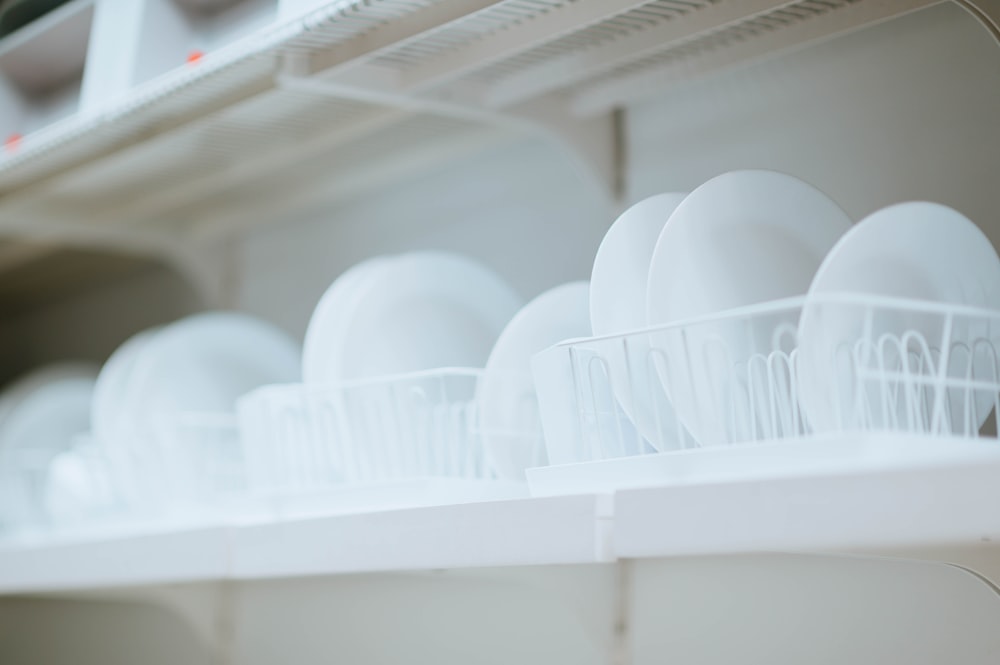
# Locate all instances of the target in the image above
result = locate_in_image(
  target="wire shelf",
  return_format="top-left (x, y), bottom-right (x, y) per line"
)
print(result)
top-left (528, 294), bottom-right (1000, 495)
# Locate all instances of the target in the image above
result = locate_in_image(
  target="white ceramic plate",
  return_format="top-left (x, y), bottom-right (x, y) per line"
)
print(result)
top-left (0, 364), bottom-right (98, 529)
top-left (645, 170), bottom-right (852, 446)
top-left (590, 192), bottom-right (688, 450)
top-left (303, 251), bottom-right (523, 384)
top-left (92, 327), bottom-right (161, 449)
top-left (797, 201), bottom-right (1000, 435)
top-left (591, 193), bottom-right (689, 336)
top-left (109, 312), bottom-right (300, 509)
top-left (125, 312), bottom-right (301, 432)
top-left (479, 281), bottom-right (591, 480)
top-left (302, 256), bottom-right (391, 384)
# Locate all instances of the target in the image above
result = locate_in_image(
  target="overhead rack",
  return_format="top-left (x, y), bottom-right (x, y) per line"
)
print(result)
top-left (0, 0), bottom-right (986, 296)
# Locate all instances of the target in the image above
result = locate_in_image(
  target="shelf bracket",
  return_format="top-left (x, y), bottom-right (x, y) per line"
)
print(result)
top-left (955, 0), bottom-right (1000, 43)
top-left (512, 99), bottom-right (626, 204)
top-left (275, 70), bottom-right (627, 203)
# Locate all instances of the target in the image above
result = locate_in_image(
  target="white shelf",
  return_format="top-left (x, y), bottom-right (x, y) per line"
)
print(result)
top-left (0, 494), bottom-right (613, 594)
top-left (132, 0), bottom-right (278, 86)
top-left (614, 457), bottom-right (1000, 559)
top-left (0, 525), bottom-right (228, 593)
top-left (231, 494), bottom-right (613, 579)
top-left (4, 453), bottom-right (1000, 594)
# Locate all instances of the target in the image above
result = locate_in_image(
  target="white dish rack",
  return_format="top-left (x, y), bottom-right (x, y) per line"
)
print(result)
top-left (237, 369), bottom-right (534, 509)
top-left (0, 368), bottom-right (535, 541)
top-left (528, 294), bottom-right (1000, 496)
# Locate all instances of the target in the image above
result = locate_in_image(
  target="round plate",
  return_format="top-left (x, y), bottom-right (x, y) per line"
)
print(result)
top-left (0, 363), bottom-right (98, 529)
top-left (478, 281), bottom-right (591, 480)
top-left (110, 312), bottom-right (300, 509)
top-left (590, 192), bottom-right (688, 450)
top-left (797, 201), bottom-right (1000, 434)
top-left (302, 256), bottom-right (392, 383)
top-left (126, 312), bottom-right (301, 429)
top-left (645, 170), bottom-right (851, 446)
top-left (92, 327), bottom-right (161, 448)
top-left (303, 251), bottom-right (522, 384)
top-left (0, 364), bottom-right (96, 438)
top-left (591, 193), bottom-right (688, 336)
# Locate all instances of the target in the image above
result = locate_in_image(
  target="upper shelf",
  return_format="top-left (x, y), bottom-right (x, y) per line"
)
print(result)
top-left (0, 0), bottom-right (945, 259)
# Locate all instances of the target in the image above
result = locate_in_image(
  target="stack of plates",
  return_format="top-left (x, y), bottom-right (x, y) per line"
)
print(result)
top-left (303, 251), bottom-right (523, 384)
top-left (296, 251), bottom-right (524, 485)
top-left (642, 170), bottom-right (853, 446)
top-left (94, 311), bottom-right (300, 512)
top-left (583, 170), bottom-right (852, 449)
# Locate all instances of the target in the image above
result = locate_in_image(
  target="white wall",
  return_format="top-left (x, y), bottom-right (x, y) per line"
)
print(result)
top-left (627, 3), bottom-right (1000, 238)
top-left (231, 136), bottom-right (614, 339)
top-left (229, 2), bottom-right (1000, 342)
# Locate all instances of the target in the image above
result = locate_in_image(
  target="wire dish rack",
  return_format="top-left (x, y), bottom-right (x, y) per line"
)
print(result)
top-left (528, 294), bottom-right (1000, 496)
top-left (237, 368), bottom-right (530, 517)
top-left (0, 368), bottom-right (539, 541)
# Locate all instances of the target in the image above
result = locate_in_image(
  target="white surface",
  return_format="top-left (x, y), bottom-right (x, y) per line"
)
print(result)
top-left (303, 252), bottom-right (522, 383)
top-left (0, 493), bottom-right (612, 593)
top-left (614, 453), bottom-right (1000, 558)
top-left (133, 0), bottom-right (277, 86)
top-left (479, 281), bottom-right (590, 479)
top-left (645, 169), bottom-right (851, 446)
top-left (797, 202), bottom-right (1000, 434)
top-left (527, 434), bottom-right (1000, 496)
top-left (257, 478), bottom-right (528, 519)
top-left (4, 441), bottom-right (1000, 594)
top-left (231, 493), bottom-right (611, 578)
top-left (0, 526), bottom-right (228, 593)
